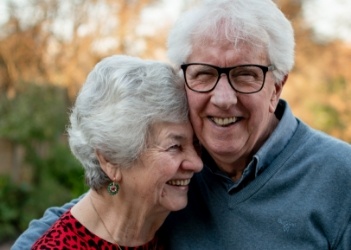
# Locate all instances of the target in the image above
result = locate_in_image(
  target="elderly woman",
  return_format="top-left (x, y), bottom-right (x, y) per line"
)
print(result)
top-left (31, 55), bottom-right (203, 249)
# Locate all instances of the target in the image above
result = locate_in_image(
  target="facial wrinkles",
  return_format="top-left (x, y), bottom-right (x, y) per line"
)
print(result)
top-left (132, 150), bottom-right (177, 212)
top-left (186, 43), bottom-right (236, 124)
top-left (186, 38), bottom-right (276, 172)
top-left (237, 75), bottom-right (278, 156)
top-left (146, 123), bottom-right (196, 178)
top-left (190, 34), bottom-right (266, 65)
top-left (190, 43), bottom-right (263, 123)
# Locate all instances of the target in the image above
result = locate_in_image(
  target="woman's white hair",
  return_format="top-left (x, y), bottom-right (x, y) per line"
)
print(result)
top-left (67, 55), bottom-right (188, 189)
top-left (167, 0), bottom-right (295, 82)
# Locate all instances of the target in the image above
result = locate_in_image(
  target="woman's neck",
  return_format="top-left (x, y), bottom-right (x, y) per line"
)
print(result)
top-left (71, 190), bottom-right (168, 247)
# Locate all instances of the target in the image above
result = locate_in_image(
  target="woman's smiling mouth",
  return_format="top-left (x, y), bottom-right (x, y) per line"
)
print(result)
top-left (166, 179), bottom-right (191, 186)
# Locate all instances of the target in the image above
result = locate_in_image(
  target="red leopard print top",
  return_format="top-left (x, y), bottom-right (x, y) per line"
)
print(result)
top-left (31, 210), bottom-right (163, 249)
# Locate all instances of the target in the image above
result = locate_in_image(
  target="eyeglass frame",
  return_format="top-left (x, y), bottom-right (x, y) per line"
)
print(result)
top-left (180, 63), bottom-right (276, 94)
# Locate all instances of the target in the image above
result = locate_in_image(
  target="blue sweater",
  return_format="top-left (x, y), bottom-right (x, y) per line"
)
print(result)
top-left (160, 101), bottom-right (351, 249)
top-left (12, 100), bottom-right (351, 250)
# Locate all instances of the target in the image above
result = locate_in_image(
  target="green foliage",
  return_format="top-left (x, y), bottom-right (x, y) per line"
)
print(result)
top-left (0, 176), bottom-right (31, 243)
top-left (0, 82), bottom-right (88, 243)
top-left (311, 104), bottom-right (345, 133)
top-left (310, 76), bottom-right (348, 137)
top-left (326, 76), bottom-right (347, 93)
top-left (44, 143), bottom-right (87, 198)
top-left (16, 142), bottom-right (87, 232)
top-left (0, 82), bottom-right (68, 143)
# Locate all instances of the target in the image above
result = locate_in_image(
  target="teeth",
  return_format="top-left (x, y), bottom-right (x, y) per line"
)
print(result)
top-left (167, 179), bottom-right (191, 186)
top-left (212, 117), bottom-right (237, 126)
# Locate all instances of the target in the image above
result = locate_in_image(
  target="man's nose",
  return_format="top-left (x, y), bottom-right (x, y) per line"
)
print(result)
top-left (211, 74), bottom-right (238, 109)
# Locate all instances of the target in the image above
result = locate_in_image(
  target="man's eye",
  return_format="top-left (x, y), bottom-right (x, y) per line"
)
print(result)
top-left (194, 70), bottom-right (216, 78)
top-left (232, 70), bottom-right (255, 77)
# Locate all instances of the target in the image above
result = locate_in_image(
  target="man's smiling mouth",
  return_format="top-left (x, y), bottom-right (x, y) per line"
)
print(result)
top-left (210, 117), bottom-right (238, 126)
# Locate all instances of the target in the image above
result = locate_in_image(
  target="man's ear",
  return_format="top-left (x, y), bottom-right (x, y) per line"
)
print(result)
top-left (281, 74), bottom-right (288, 87)
top-left (269, 74), bottom-right (288, 113)
top-left (275, 74), bottom-right (288, 97)
top-left (95, 150), bottom-right (121, 182)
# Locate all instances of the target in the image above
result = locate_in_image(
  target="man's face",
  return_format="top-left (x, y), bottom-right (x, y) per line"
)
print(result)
top-left (185, 39), bottom-right (283, 175)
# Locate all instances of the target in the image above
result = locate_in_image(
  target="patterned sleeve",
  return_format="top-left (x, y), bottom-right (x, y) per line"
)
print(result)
top-left (10, 193), bottom-right (86, 250)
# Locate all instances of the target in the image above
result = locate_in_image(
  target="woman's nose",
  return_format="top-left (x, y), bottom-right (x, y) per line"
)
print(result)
top-left (183, 149), bottom-right (203, 173)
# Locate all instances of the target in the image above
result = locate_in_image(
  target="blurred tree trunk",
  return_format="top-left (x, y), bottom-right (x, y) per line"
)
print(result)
top-left (0, 0), bottom-right (160, 98)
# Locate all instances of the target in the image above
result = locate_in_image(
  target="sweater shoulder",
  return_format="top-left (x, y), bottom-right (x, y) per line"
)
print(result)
top-left (284, 121), bottom-right (351, 179)
top-left (294, 121), bottom-right (351, 156)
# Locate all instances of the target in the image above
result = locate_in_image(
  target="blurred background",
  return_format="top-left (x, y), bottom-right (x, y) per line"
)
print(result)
top-left (0, 0), bottom-right (350, 246)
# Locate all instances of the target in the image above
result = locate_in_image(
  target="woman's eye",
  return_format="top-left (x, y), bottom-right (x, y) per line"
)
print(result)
top-left (167, 144), bottom-right (181, 151)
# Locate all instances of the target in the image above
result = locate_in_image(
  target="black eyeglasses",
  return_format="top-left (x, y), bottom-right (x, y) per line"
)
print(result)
top-left (181, 63), bottom-right (276, 94)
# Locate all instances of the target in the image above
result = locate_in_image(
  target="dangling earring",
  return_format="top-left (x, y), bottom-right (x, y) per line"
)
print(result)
top-left (107, 179), bottom-right (119, 195)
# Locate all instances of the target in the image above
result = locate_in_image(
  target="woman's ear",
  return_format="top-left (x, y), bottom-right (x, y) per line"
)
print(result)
top-left (95, 150), bottom-right (121, 182)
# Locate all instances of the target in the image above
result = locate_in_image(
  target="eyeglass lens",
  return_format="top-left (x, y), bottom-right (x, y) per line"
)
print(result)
top-left (184, 64), bottom-right (265, 93)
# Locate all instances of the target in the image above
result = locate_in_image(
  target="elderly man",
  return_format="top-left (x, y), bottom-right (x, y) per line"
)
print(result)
top-left (12, 0), bottom-right (351, 249)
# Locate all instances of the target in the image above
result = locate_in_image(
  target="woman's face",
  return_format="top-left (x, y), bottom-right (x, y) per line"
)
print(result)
top-left (121, 121), bottom-right (203, 212)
